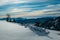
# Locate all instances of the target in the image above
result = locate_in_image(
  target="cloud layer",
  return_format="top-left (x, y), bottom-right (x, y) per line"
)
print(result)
top-left (0, 0), bottom-right (60, 18)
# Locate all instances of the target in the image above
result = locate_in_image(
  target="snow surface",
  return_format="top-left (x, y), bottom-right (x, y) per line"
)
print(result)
top-left (0, 21), bottom-right (60, 40)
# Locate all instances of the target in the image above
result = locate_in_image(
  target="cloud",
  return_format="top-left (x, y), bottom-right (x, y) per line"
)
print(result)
top-left (44, 4), bottom-right (60, 13)
top-left (0, 7), bottom-right (60, 18)
top-left (10, 8), bottom-right (31, 13)
top-left (0, 9), bottom-right (47, 18)
top-left (0, 0), bottom-right (48, 6)
top-left (0, 7), bottom-right (32, 16)
top-left (0, 4), bottom-right (60, 18)
top-left (0, 0), bottom-right (60, 18)
top-left (17, 4), bottom-right (60, 17)
top-left (11, 10), bottom-right (45, 18)
top-left (0, 0), bottom-right (22, 5)
top-left (46, 4), bottom-right (60, 8)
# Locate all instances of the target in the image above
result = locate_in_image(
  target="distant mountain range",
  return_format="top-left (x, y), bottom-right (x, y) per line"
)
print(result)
top-left (0, 16), bottom-right (56, 24)
top-left (0, 16), bottom-right (60, 31)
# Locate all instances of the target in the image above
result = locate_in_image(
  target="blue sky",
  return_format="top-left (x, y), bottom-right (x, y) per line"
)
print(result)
top-left (0, 0), bottom-right (60, 18)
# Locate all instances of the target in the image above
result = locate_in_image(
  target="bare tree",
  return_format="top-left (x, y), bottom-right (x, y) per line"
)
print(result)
top-left (6, 14), bottom-right (11, 22)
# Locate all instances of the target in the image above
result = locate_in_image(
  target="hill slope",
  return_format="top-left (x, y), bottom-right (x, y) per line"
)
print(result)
top-left (0, 21), bottom-right (60, 40)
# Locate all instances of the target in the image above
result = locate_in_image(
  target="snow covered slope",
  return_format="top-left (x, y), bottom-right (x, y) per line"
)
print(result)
top-left (0, 21), bottom-right (60, 40)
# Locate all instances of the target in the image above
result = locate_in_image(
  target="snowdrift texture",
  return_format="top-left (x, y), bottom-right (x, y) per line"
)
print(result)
top-left (0, 21), bottom-right (60, 40)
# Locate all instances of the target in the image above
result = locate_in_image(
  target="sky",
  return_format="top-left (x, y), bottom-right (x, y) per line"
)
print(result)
top-left (0, 0), bottom-right (60, 18)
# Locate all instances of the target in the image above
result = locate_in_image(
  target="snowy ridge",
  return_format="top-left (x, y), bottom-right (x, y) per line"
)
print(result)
top-left (0, 21), bottom-right (60, 40)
